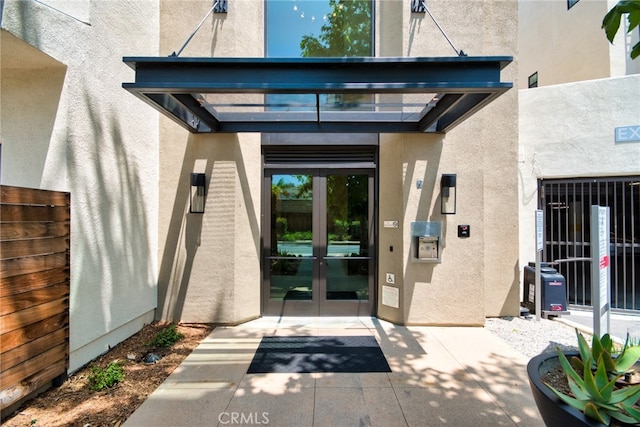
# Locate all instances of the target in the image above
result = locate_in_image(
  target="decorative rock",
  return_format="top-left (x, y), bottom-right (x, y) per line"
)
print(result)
top-left (142, 353), bottom-right (162, 364)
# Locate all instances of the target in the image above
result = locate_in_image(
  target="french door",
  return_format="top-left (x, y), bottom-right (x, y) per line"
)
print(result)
top-left (263, 169), bottom-right (375, 316)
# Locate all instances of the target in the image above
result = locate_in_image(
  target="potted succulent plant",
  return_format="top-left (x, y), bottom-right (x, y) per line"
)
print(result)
top-left (527, 330), bottom-right (640, 426)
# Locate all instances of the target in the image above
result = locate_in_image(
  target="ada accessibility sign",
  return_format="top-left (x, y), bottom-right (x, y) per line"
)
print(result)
top-left (615, 125), bottom-right (640, 143)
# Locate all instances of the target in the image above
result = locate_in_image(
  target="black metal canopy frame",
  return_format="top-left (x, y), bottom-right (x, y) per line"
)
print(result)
top-left (122, 56), bottom-right (512, 134)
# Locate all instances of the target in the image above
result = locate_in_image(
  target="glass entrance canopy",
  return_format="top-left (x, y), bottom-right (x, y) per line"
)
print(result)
top-left (122, 56), bottom-right (512, 134)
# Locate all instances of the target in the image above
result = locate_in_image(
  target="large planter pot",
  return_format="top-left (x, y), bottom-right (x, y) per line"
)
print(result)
top-left (527, 352), bottom-right (605, 427)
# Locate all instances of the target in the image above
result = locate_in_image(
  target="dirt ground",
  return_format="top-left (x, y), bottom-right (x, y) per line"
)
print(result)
top-left (2, 322), bottom-right (213, 427)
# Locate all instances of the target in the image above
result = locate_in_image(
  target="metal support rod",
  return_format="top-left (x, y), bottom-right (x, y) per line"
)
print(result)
top-left (421, 1), bottom-right (465, 56)
top-left (172, 0), bottom-right (220, 57)
top-left (34, 0), bottom-right (91, 25)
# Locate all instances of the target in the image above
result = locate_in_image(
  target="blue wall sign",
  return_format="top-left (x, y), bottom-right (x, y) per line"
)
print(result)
top-left (615, 125), bottom-right (640, 143)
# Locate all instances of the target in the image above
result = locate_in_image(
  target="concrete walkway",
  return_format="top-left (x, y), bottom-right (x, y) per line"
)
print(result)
top-left (555, 308), bottom-right (640, 343)
top-left (123, 317), bottom-right (543, 426)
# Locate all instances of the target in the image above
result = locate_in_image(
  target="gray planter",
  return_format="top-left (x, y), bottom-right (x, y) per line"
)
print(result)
top-left (527, 352), bottom-right (605, 427)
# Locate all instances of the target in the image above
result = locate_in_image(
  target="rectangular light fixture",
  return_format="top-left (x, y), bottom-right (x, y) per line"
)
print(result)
top-left (441, 174), bottom-right (457, 215)
top-left (190, 173), bottom-right (206, 213)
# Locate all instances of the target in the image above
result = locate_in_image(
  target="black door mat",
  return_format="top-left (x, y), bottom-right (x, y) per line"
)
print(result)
top-left (247, 335), bottom-right (391, 374)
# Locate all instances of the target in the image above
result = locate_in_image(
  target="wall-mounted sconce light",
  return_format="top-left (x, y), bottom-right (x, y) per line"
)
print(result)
top-left (441, 174), bottom-right (457, 215)
top-left (190, 173), bottom-right (206, 213)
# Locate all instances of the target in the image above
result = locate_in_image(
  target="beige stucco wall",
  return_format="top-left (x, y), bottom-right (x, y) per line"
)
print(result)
top-left (518, 75), bottom-right (640, 277)
top-left (377, 0), bottom-right (520, 325)
top-left (518, 0), bottom-right (639, 88)
top-left (156, 1), bottom-right (263, 323)
top-left (0, 32), bottom-right (66, 188)
top-left (1, 0), bottom-right (159, 372)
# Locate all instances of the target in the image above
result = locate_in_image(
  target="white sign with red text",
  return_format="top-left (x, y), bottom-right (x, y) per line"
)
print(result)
top-left (591, 205), bottom-right (610, 337)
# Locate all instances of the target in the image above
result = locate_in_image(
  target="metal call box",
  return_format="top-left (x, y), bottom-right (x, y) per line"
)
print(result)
top-left (418, 236), bottom-right (439, 260)
top-left (411, 221), bottom-right (442, 263)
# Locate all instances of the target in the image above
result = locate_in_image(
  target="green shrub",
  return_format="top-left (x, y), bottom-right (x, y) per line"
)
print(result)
top-left (275, 217), bottom-right (288, 235)
top-left (89, 361), bottom-right (125, 391)
top-left (147, 324), bottom-right (184, 348)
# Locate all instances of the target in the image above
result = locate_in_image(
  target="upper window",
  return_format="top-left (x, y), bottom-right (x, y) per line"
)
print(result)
top-left (266, 0), bottom-right (373, 58)
top-left (265, 0), bottom-right (374, 112)
top-left (528, 72), bottom-right (538, 88)
top-left (567, 0), bottom-right (580, 9)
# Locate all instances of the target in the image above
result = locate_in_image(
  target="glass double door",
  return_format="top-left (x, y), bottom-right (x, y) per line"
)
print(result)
top-left (263, 169), bottom-right (374, 316)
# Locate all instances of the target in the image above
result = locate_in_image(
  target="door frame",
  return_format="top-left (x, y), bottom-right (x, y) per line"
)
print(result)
top-left (261, 152), bottom-right (378, 316)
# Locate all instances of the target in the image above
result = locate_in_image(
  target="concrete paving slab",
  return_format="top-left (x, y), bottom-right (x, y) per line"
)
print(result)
top-left (238, 372), bottom-right (317, 391)
top-left (225, 386), bottom-right (315, 427)
top-left (314, 386), bottom-right (405, 427)
top-left (314, 372), bottom-right (392, 388)
top-left (423, 326), bottom-right (541, 426)
top-left (123, 387), bottom-right (236, 427)
top-left (394, 386), bottom-right (515, 427)
top-left (123, 317), bottom-right (545, 427)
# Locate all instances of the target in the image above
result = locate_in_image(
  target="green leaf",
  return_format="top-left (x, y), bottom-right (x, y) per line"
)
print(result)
top-left (594, 356), bottom-right (609, 390)
top-left (602, 378), bottom-right (619, 403)
top-left (613, 345), bottom-right (640, 372)
top-left (618, 387), bottom-right (640, 407)
top-left (577, 330), bottom-right (592, 364)
top-left (567, 376), bottom-right (591, 401)
top-left (619, 403), bottom-right (640, 422)
top-left (632, 42), bottom-right (640, 59)
top-left (583, 357), bottom-right (606, 402)
top-left (595, 359), bottom-right (618, 401)
top-left (558, 348), bottom-right (584, 386)
top-left (571, 355), bottom-right (585, 374)
top-left (593, 334), bottom-right (605, 363)
top-left (621, 331), bottom-right (632, 355)
top-left (547, 384), bottom-right (588, 412)
top-left (609, 407), bottom-right (639, 424)
top-left (629, 10), bottom-right (640, 31)
top-left (601, 334), bottom-right (613, 353)
top-left (584, 402), bottom-right (610, 425)
top-left (610, 383), bottom-right (640, 404)
top-left (603, 0), bottom-right (640, 42)
top-left (603, 352), bottom-right (616, 374)
top-left (603, 7), bottom-right (623, 42)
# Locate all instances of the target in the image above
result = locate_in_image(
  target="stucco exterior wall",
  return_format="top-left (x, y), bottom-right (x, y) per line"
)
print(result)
top-left (519, 0), bottom-right (639, 88)
top-left (518, 74), bottom-right (640, 281)
top-left (1, 0), bottom-right (159, 372)
top-left (156, 0), bottom-right (263, 323)
top-left (376, 0), bottom-right (520, 325)
top-left (519, 0), bottom-right (611, 88)
top-left (0, 32), bottom-right (66, 188)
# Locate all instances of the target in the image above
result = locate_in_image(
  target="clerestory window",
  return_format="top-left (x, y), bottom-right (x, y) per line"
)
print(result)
top-left (265, 0), bottom-right (374, 112)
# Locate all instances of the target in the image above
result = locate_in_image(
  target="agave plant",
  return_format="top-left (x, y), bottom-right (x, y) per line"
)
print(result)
top-left (545, 330), bottom-right (640, 425)
top-left (571, 330), bottom-right (640, 381)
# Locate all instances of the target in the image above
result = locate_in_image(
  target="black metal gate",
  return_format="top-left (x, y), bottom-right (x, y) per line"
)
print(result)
top-left (539, 177), bottom-right (640, 312)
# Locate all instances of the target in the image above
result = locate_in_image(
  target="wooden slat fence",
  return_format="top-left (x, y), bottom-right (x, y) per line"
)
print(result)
top-left (0, 185), bottom-right (70, 413)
